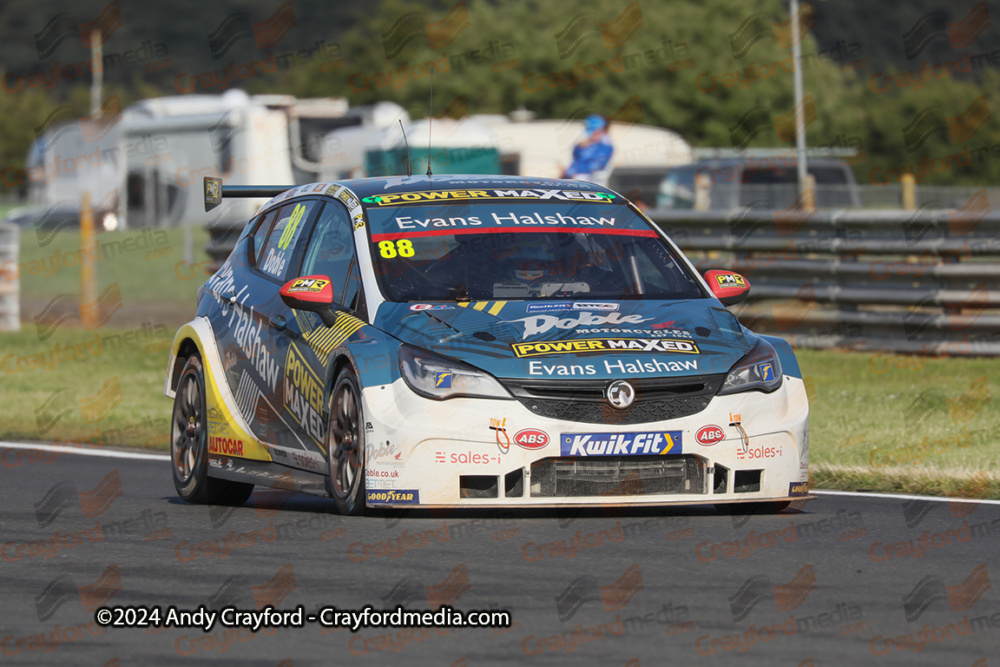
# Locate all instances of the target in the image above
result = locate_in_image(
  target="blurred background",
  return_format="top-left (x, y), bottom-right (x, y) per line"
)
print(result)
top-left (0, 0), bottom-right (997, 495)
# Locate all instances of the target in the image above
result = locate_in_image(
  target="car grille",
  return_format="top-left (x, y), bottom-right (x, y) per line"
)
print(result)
top-left (529, 455), bottom-right (708, 498)
top-left (499, 375), bottom-right (725, 424)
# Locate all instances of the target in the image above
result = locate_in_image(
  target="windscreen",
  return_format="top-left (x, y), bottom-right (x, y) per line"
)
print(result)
top-left (363, 199), bottom-right (704, 302)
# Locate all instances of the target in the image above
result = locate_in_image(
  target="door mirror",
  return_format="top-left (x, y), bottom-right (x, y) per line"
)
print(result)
top-left (280, 275), bottom-right (342, 327)
top-left (704, 270), bottom-right (751, 306)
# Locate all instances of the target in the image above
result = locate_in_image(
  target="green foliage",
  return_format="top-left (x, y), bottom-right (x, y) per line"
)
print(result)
top-left (1, 0), bottom-right (997, 188)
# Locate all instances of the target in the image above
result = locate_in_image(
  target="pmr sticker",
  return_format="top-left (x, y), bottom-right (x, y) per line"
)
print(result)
top-left (288, 278), bottom-right (329, 293)
top-left (716, 274), bottom-right (746, 288)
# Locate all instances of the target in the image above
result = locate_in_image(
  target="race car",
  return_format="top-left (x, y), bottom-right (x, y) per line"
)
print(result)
top-left (165, 174), bottom-right (809, 515)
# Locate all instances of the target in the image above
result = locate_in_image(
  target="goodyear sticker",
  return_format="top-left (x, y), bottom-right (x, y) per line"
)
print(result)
top-left (434, 371), bottom-right (453, 389)
top-left (367, 489), bottom-right (420, 505)
top-left (759, 362), bottom-right (775, 382)
top-left (789, 482), bottom-right (809, 496)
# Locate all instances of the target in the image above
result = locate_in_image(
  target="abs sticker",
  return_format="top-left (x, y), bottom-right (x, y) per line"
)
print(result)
top-left (513, 428), bottom-right (549, 450)
top-left (366, 489), bottom-right (420, 505)
top-left (696, 425), bottom-right (724, 446)
top-left (561, 431), bottom-right (682, 456)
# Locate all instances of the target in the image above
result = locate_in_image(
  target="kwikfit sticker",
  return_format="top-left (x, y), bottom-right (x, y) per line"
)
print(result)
top-left (561, 431), bottom-right (682, 456)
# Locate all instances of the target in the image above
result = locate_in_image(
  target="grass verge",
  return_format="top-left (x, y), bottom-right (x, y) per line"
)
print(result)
top-left (0, 326), bottom-right (172, 450)
top-left (797, 348), bottom-right (999, 499)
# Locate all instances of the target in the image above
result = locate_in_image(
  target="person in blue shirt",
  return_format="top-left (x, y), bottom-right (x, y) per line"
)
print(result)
top-left (562, 114), bottom-right (614, 183)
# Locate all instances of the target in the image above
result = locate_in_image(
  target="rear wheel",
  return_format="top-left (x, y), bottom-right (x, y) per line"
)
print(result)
top-left (325, 367), bottom-right (366, 515)
top-left (171, 355), bottom-right (253, 505)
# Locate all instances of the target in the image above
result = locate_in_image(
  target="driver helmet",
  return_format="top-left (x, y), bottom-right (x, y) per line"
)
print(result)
top-left (503, 238), bottom-right (556, 284)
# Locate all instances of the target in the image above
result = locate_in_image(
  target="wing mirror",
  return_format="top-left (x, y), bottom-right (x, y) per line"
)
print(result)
top-left (279, 275), bottom-right (343, 327)
top-left (704, 270), bottom-right (751, 306)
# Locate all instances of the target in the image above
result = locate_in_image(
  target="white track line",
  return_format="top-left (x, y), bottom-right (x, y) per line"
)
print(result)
top-left (813, 489), bottom-right (1000, 506)
top-left (2, 442), bottom-right (998, 506)
top-left (0, 441), bottom-right (170, 461)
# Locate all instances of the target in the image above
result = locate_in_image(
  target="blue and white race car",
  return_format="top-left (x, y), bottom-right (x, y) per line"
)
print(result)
top-left (165, 175), bottom-right (810, 514)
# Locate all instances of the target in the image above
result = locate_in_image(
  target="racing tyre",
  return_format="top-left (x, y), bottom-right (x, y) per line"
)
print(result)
top-left (171, 355), bottom-right (254, 505)
top-left (325, 367), bottom-right (366, 515)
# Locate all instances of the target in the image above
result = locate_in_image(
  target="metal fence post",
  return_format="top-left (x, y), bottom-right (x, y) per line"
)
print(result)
top-left (901, 174), bottom-right (916, 210)
top-left (0, 221), bottom-right (19, 331)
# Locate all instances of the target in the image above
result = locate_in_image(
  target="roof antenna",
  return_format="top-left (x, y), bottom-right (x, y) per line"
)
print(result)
top-left (426, 66), bottom-right (434, 176)
top-left (399, 119), bottom-right (411, 177)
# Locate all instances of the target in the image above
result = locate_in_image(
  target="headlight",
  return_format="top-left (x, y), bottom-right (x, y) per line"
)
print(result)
top-left (718, 338), bottom-right (783, 395)
top-left (398, 344), bottom-right (513, 400)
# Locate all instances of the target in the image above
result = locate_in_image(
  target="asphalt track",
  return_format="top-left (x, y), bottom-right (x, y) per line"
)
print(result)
top-left (2, 442), bottom-right (1000, 666)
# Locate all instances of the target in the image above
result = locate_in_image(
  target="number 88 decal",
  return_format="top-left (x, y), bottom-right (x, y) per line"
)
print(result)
top-left (378, 240), bottom-right (415, 258)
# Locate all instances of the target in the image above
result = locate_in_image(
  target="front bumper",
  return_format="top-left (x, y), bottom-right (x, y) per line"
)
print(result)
top-left (362, 375), bottom-right (810, 508)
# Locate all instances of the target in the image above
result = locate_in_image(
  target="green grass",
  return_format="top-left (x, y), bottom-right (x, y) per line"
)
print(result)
top-left (797, 348), bottom-right (1000, 498)
top-left (16, 226), bottom-right (211, 308)
top-left (0, 225), bottom-right (215, 450)
top-left (0, 326), bottom-right (173, 450)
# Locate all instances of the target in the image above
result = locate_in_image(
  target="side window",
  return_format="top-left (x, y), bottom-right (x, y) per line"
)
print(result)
top-left (256, 200), bottom-right (317, 280)
top-left (300, 201), bottom-right (361, 309)
top-left (249, 208), bottom-right (279, 266)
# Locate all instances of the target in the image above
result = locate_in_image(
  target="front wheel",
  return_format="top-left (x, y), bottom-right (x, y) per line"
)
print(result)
top-left (325, 367), bottom-right (366, 515)
top-left (171, 355), bottom-right (253, 506)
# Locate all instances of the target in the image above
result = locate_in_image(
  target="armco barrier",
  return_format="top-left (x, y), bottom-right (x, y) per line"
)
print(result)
top-left (204, 202), bottom-right (1000, 355)
top-left (649, 207), bottom-right (1000, 355)
top-left (0, 221), bottom-right (19, 331)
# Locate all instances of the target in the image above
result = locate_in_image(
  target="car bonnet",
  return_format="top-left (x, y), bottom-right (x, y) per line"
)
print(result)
top-left (374, 299), bottom-right (754, 380)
